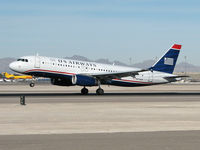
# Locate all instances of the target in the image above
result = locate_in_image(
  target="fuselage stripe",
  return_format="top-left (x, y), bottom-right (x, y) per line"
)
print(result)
top-left (24, 69), bottom-right (75, 76)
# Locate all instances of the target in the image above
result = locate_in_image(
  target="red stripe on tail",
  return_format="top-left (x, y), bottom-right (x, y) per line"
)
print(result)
top-left (172, 44), bottom-right (182, 50)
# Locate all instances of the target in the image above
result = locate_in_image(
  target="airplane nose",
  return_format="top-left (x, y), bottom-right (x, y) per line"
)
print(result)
top-left (9, 62), bottom-right (18, 71)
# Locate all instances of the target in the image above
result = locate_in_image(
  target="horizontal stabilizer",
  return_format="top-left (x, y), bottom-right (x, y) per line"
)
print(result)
top-left (164, 75), bottom-right (189, 81)
top-left (164, 75), bottom-right (189, 79)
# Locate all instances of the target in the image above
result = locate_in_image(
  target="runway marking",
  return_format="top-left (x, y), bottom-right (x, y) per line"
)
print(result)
top-left (1, 92), bottom-right (200, 97)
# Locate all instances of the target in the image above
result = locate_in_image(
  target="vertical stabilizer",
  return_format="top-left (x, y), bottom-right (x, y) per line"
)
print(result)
top-left (149, 44), bottom-right (181, 74)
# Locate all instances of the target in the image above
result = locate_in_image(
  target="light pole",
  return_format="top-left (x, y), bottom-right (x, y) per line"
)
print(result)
top-left (129, 57), bottom-right (132, 66)
top-left (184, 56), bottom-right (187, 76)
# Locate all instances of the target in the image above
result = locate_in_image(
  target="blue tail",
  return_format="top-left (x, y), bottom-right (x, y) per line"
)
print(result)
top-left (149, 44), bottom-right (181, 74)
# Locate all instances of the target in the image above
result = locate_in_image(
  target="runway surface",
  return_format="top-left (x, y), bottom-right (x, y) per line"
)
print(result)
top-left (0, 84), bottom-right (200, 149)
top-left (1, 95), bottom-right (200, 104)
top-left (1, 131), bottom-right (200, 150)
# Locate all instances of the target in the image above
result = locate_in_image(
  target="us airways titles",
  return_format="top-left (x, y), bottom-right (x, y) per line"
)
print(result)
top-left (52, 58), bottom-right (97, 67)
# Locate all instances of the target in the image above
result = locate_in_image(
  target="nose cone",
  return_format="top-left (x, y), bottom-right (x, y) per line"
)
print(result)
top-left (9, 62), bottom-right (18, 72)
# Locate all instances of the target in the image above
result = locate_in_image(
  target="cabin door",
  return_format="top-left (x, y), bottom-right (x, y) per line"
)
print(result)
top-left (34, 55), bottom-right (40, 68)
top-left (148, 70), bottom-right (153, 82)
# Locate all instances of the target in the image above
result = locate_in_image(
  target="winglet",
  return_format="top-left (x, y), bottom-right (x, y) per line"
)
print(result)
top-left (172, 44), bottom-right (182, 50)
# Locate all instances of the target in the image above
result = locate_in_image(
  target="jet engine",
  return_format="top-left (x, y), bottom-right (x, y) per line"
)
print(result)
top-left (51, 78), bottom-right (73, 86)
top-left (71, 75), bottom-right (98, 86)
top-left (51, 75), bottom-right (98, 86)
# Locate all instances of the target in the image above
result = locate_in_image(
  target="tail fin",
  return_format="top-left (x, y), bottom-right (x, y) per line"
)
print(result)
top-left (3, 72), bottom-right (9, 78)
top-left (149, 44), bottom-right (181, 74)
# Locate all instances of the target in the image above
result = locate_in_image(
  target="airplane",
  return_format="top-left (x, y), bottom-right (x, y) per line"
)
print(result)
top-left (9, 44), bottom-right (187, 95)
top-left (2, 72), bottom-right (33, 82)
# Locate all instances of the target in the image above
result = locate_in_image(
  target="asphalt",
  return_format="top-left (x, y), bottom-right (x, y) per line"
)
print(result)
top-left (0, 84), bottom-right (200, 150)
top-left (1, 131), bottom-right (200, 150)
top-left (0, 95), bottom-right (200, 104)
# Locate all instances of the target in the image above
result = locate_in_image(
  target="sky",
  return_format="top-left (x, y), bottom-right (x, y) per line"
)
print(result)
top-left (0, 0), bottom-right (200, 65)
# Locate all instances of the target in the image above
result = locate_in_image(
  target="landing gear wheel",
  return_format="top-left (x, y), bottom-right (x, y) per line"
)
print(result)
top-left (96, 88), bottom-right (104, 95)
top-left (30, 83), bottom-right (35, 87)
top-left (81, 87), bottom-right (89, 95)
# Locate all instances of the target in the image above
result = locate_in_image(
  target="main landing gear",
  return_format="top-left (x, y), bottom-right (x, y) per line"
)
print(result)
top-left (81, 86), bottom-right (104, 95)
top-left (81, 87), bottom-right (89, 95)
top-left (96, 87), bottom-right (104, 95)
top-left (96, 81), bottom-right (104, 95)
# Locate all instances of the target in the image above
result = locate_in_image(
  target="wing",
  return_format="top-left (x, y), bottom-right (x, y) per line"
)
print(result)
top-left (80, 69), bottom-right (148, 80)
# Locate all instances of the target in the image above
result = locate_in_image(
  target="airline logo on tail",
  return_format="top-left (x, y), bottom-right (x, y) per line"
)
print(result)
top-left (164, 57), bottom-right (174, 65)
top-left (165, 44), bottom-right (181, 66)
top-left (149, 44), bottom-right (182, 74)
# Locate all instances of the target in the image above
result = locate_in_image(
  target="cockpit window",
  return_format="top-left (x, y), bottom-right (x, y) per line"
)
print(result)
top-left (17, 59), bottom-right (28, 62)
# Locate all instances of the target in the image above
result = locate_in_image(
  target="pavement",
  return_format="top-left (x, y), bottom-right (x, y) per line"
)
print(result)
top-left (1, 131), bottom-right (200, 150)
top-left (0, 84), bottom-right (200, 149)
top-left (1, 83), bottom-right (200, 93)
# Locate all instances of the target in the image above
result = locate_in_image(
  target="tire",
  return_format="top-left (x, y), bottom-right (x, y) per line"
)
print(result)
top-left (30, 83), bottom-right (35, 87)
top-left (81, 88), bottom-right (89, 95)
top-left (96, 88), bottom-right (104, 95)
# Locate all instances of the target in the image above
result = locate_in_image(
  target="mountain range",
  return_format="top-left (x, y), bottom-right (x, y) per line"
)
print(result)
top-left (0, 55), bottom-right (199, 73)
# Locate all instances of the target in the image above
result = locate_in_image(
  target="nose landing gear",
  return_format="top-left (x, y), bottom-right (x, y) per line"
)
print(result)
top-left (29, 77), bottom-right (36, 87)
top-left (30, 82), bottom-right (35, 87)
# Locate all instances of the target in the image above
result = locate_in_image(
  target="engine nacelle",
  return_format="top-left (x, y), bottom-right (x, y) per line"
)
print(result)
top-left (51, 78), bottom-right (73, 86)
top-left (72, 75), bottom-right (98, 86)
top-left (51, 75), bottom-right (98, 86)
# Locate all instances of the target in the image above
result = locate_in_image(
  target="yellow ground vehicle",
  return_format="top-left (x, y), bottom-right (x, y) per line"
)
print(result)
top-left (2, 72), bottom-right (33, 80)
